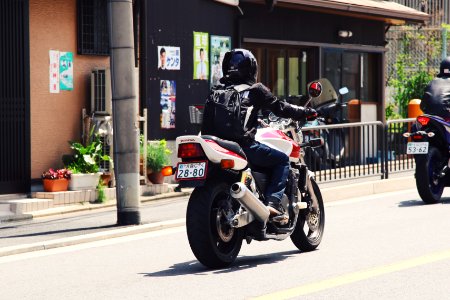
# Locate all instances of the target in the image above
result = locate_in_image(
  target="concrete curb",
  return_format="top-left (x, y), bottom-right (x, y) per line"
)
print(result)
top-left (30, 191), bottom-right (191, 218)
top-left (0, 218), bottom-right (186, 257)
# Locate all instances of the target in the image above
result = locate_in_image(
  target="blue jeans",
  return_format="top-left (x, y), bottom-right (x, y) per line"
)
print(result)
top-left (242, 141), bottom-right (289, 203)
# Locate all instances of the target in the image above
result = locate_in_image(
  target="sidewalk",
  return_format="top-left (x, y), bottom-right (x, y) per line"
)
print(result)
top-left (0, 174), bottom-right (416, 257)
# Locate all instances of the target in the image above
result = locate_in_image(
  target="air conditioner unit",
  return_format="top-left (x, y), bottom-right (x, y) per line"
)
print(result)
top-left (91, 68), bottom-right (112, 115)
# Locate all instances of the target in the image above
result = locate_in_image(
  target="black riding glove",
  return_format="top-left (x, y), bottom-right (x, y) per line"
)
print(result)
top-left (305, 107), bottom-right (318, 121)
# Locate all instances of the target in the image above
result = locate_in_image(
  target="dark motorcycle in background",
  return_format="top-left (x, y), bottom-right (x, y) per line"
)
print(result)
top-left (404, 114), bottom-right (450, 204)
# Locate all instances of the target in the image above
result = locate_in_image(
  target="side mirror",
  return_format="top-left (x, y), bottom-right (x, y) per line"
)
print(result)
top-left (308, 81), bottom-right (323, 98)
top-left (339, 87), bottom-right (349, 95)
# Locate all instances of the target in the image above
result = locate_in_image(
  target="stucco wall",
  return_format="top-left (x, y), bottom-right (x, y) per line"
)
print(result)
top-left (29, 0), bottom-right (109, 178)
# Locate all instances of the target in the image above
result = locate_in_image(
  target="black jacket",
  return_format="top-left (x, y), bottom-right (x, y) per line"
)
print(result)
top-left (239, 83), bottom-right (307, 144)
top-left (421, 77), bottom-right (450, 118)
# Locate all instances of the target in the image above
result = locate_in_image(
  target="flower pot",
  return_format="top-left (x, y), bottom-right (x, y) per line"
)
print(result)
top-left (147, 171), bottom-right (165, 184)
top-left (43, 178), bottom-right (69, 192)
top-left (100, 173), bottom-right (112, 187)
top-left (69, 173), bottom-right (101, 191)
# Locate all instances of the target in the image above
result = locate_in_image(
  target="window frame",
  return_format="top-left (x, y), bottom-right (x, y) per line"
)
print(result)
top-left (77, 0), bottom-right (109, 56)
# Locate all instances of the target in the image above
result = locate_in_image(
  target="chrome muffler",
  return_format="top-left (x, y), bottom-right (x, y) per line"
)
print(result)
top-left (230, 182), bottom-right (270, 223)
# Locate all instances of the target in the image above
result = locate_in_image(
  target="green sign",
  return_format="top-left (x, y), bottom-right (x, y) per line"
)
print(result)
top-left (60, 52), bottom-right (73, 91)
top-left (193, 32), bottom-right (209, 80)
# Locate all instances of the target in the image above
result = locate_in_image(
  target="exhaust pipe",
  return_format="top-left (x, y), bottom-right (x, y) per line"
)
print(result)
top-left (230, 182), bottom-right (270, 223)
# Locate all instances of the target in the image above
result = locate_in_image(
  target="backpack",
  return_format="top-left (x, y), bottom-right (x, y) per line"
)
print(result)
top-left (201, 84), bottom-right (250, 141)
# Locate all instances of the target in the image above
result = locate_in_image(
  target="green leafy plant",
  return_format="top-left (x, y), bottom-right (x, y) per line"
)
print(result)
top-left (66, 130), bottom-right (112, 174)
top-left (146, 139), bottom-right (172, 172)
top-left (389, 55), bottom-right (433, 118)
top-left (96, 181), bottom-right (106, 203)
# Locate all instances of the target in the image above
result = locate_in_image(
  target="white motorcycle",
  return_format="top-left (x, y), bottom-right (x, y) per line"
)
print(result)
top-left (164, 82), bottom-right (325, 268)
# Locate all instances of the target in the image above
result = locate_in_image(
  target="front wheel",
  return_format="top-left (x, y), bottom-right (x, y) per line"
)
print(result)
top-left (415, 146), bottom-right (446, 204)
top-left (290, 178), bottom-right (325, 251)
top-left (186, 182), bottom-right (243, 269)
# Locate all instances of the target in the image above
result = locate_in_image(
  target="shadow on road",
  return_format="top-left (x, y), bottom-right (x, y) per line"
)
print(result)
top-left (398, 197), bottom-right (450, 207)
top-left (1, 224), bottom-right (118, 239)
top-left (141, 249), bottom-right (301, 277)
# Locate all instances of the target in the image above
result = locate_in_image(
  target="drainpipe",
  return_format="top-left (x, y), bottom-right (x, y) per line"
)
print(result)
top-left (107, 0), bottom-right (141, 225)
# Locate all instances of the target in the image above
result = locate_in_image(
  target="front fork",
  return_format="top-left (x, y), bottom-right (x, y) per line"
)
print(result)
top-left (297, 164), bottom-right (319, 212)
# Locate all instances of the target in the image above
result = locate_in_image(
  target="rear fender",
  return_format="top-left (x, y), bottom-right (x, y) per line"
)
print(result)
top-left (176, 135), bottom-right (247, 170)
top-left (419, 119), bottom-right (447, 151)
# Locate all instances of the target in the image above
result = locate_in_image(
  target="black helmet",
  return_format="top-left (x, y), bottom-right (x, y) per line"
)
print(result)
top-left (222, 49), bottom-right (258, 85)
top-left (438, 56), bottom-right (450, 77)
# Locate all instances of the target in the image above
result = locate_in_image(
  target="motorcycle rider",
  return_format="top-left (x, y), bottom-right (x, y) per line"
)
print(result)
top-left (218, 48), bottom-right (317, 220)
top-left (420, 56), bottom-right (450, 116)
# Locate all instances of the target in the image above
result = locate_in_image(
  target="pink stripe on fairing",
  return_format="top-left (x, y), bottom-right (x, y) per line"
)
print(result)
top-left (260, 130), bottom-right (300, 158)
top-left (204, 139), bottom-right (246, 160)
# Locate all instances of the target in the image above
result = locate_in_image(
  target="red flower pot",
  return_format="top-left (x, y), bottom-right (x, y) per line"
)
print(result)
top-left (43, 178), bottom-right (69, 192)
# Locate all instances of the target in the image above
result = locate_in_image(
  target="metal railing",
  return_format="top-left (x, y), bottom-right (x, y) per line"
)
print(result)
top-left (301, 121), bottom-right (385, 182)
top-left (384, 118), bottom-right (416, 178)
top-left (301, 119), bottom-right (416, 182)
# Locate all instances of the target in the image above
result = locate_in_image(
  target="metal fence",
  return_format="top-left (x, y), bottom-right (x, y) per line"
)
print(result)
top-left (386, 27), bottom-right (446, 83)
top-left (391, 0), bottom-right (450, 26)
top-left (301, 119), bottom-right (416, 182)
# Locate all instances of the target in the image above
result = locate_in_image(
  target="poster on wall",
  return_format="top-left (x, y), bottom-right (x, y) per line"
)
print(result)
top-left (210, 35), bottom-right (231, 87)
top-left (160, 80), bottom-right (176, 129)
top-left (59, 52), bottom-right (74, 91)
top-left (49, 50), bottom-right (60, 93)
top-left (193, 32), bottom-right (209, 80)
top-left (157, 46), bottom-right (181, 70)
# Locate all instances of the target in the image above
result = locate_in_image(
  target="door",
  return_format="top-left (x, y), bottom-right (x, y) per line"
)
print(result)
top-left (0, 0), bottom-right (30, 194)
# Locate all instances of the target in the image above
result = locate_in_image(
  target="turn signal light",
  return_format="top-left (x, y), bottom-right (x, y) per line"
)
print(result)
top-left (161, 166), bottom-right (174, 176)
top-left (417, 116), bottom-right (430, 126)
top-left (220, 159), bottom-right (235, 169)
top-left (178, 143), bottom-right (205, 158)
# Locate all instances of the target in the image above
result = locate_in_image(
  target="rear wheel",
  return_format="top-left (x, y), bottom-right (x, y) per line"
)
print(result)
top-left (290, 178), bottom-right (325, 251)
top-left (415, 146), bottom-right (445, 204)
top-left (186, 182), bottom-right (243, 269)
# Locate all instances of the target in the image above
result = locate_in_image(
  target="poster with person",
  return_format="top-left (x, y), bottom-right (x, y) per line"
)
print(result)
top-left (157, 46), bottom-right (180, 70)
top-left (193, 32), bottom-right (209, 80)
top-left (160, 80), bottom-right (176, 129)
top-left (210, 35), bottom-right (231, 87)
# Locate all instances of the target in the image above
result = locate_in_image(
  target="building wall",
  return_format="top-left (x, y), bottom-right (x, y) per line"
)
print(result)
top-left (145, 0), bottom-right (237, 140)
top-left (239, 4), bottom-right (385, 47)
top-left (29, 0), bottom-right (109, 178)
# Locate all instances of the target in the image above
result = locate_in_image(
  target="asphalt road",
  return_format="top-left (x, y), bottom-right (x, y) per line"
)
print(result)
top-left (2, 188), bottom-right (450, 299)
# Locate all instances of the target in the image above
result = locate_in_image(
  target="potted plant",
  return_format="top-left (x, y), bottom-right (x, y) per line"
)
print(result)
top-left (65, 132), bottom-right (112, 191)
top-left (146, 139), bottom-right (172, 184)
top-left (41, 168), bottom-right (71, 192)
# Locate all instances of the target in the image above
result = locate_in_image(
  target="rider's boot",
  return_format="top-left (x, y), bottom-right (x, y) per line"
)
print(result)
top-left (267, 196), bottom-right (288, 223)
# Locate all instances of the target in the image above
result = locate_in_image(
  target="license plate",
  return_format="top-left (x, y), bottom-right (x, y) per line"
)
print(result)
top-left (406, 142), bottom-right (429, 154)
top-left (176, 161), bottom-right (207, 180)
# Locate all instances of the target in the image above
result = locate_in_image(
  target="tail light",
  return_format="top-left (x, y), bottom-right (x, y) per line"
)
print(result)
top-left (417, 116), bottom-right (430, 126)
top-left (178, 143), bottom-right (205, 158)
top-left (220, 159), bottom-right (235, 169)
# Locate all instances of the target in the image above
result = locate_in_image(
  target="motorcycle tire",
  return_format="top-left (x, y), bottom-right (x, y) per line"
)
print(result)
top-left (415, 146), bottom-right (445, 204)
top-left (290, 178), bottom-right (325, 251)
top-left (186, 181), bottom-right (243, 269)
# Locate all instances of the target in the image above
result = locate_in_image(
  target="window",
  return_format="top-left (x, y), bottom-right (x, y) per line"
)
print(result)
top-left (323, 50), bottom-right (380, 103)
top-left (244, 45), bottom-right (316, 98)
top-left (77, 0), bottom-right (109, 55)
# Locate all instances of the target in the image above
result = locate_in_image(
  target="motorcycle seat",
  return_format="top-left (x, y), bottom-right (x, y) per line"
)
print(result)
top-left (201, 135), bottom-right (247, 160)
